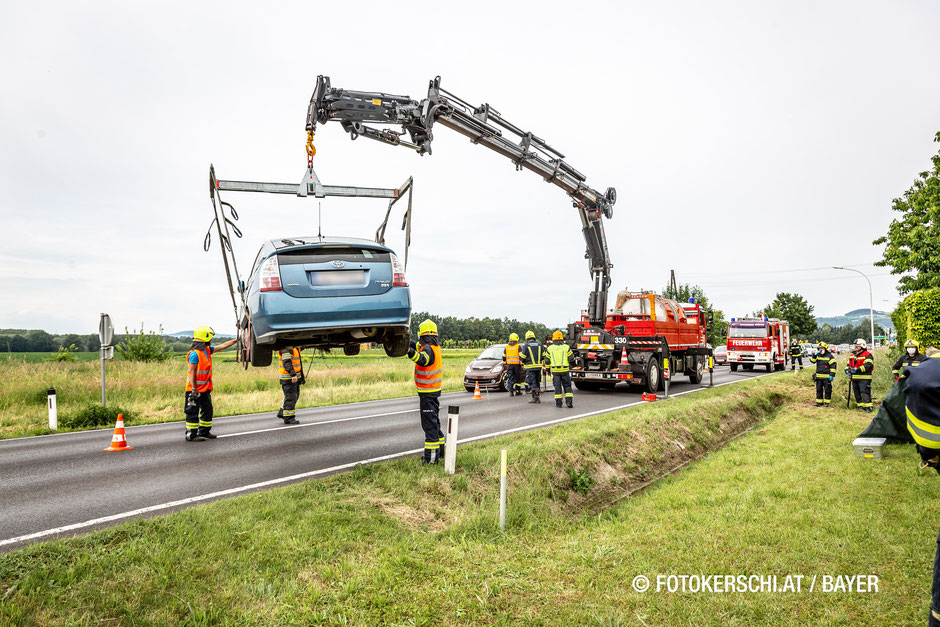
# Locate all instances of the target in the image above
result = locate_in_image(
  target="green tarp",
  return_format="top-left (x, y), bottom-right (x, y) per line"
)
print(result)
top-left (858, 378), bottom-right (915, 444)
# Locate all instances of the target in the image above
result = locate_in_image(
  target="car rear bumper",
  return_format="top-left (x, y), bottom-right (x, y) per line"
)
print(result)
top-left (250, 288), bottom-right (411, 344)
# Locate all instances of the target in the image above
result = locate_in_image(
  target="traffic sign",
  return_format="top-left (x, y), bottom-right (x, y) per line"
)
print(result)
top-left (99, 313), bottom-right (114, 347)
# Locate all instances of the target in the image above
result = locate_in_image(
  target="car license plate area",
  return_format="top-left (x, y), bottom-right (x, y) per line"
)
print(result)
top-left (307, 270), bottom-right (367, 286)
top-left (586, 373), bottom-right (605, 379)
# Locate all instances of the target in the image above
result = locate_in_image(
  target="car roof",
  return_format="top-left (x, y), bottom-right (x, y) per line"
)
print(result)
top-left (269, 236), bottom-right (393, 252)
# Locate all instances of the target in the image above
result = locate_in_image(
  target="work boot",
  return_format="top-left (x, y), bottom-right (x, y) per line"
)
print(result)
top-left (864, 407), bottom-right (873, 413)
top-left (566, 401), bottom-right (574, 409)
top-left (556, 401), bottom-right (563, 408)
top-left (185, 429), bottom-right (205, 442)
top-left (277, 409), bottom-right (284, 419)
top-left (197, 427), bottom-right (217, 439)
top-left (283, 416), bottom-right (299, 425)
top-left (816, 402), bottom-right (823, 407)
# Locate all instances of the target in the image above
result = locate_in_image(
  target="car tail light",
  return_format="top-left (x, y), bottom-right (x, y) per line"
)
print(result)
top-left (259, 256), bottom-right (282, 292)
top-left (391, 253), bottom-right (408, 287)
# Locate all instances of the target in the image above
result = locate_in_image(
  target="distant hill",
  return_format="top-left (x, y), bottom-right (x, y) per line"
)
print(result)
top-left (815, 309), bottom-right (894, 331)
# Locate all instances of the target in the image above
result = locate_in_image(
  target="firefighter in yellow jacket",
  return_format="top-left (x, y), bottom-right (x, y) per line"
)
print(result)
top-left (545, 330), bottom-right (574, 408)
top-left (277, 346), bottom-right (303, 425)
top-left (185, 325), bottom-right (237, 442)
top-left (407, 319), bottom-right (445, 464)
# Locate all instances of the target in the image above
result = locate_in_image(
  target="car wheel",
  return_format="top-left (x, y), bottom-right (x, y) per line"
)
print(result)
top-left (498, 372), bottom-right (509, 392)
top-left (465, 386), bottom-right (475, 393)
top-left (383, 330), bottom-right (409, 358)
top-left (343, 344), bottom-right (361, 356)
top-left (644, 357), bottom-right (660, 394)
top-left (249, 326), bottom-right (272, 367)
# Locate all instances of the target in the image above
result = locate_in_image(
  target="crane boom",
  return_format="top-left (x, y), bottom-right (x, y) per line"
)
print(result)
top-left (305, 75), bottom-right (617, 325)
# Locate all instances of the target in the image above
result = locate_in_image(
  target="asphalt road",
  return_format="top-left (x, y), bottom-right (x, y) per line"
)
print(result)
top-left (0, 364), bottom-right (782, 552)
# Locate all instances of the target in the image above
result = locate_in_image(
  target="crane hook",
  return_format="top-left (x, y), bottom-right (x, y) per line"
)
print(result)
top-left (306, 130), bottom-right (316, 167)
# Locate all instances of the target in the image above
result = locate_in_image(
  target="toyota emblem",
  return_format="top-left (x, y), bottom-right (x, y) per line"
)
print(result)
top-left (331, 260), bottom-right (345, 268)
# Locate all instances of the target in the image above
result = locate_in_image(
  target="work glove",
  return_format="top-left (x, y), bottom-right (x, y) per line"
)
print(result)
top-left (409, 340), bottom-right (417, 352)
top-left (191, 390), bottom-right (200, 401)
top-left (811, 374), bottom-right (816, 382)
top-left (894, 376), bottom-right (900, 382)
top-left (829, 375), bottom-right (834, 381)
top-left (851, 367), bottom-right (859, 374)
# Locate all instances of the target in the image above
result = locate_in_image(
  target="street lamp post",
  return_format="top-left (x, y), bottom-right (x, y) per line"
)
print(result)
top-left (833, 266), bottom-right (876, 346)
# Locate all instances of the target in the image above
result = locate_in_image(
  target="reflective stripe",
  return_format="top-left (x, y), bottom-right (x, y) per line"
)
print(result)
top-left (852, 375), bottom-right (872, 380)
top-left (908, 408), bottom-right (940, 448)
top-left (504, 345), bottom-right (521, 365)
top-left (279, 348), bottom-right (301, 379)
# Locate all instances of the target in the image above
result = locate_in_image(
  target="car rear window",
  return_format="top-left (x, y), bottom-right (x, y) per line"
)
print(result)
top-left (277, 247), bottom-right (391, 265)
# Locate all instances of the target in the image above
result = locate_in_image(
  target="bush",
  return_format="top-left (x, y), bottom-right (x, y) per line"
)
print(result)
top-left (62, 405), bottom-right (132, 429)
top-left (117, 325), bottom-right (172, 362)
top-left (46, 344), bottom-right (79, 362)
top-left (905, 289), bottom-right (940, 348)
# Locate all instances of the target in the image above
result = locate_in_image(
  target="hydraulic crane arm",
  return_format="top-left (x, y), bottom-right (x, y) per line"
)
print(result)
top-left (306, 75), bottom-right (618, 326)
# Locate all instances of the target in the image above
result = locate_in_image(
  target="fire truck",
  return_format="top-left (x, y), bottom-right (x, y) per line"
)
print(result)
top-left (726, 317), bottom-right (790, 372)
top-left (568, 291), bottom-right (712, 394)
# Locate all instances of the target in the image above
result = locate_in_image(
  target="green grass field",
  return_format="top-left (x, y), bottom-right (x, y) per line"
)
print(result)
top-left (0, 349), bottom-right (480, 439)
top-left (1, 355), bottom-right (930, 624)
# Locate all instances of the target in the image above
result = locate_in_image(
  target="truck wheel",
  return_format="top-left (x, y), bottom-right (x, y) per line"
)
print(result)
top-left (688, 356), bottom-right (704, 384)
top-left (344, 344), bottom-right (361, 356)
top-left (249, 326), bottom-right (272, 367)
top-left (765, 362), bottom-right (772, 372)
top-left (383, 330), bottom-right (409, 357)
top-left (644, 358), bottom-right (660, 394)
top-left (730, 363), bottom-right (738, 372)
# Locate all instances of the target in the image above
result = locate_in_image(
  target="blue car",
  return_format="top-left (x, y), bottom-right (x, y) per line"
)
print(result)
top-left (239, 236), bottom-right (411, 366)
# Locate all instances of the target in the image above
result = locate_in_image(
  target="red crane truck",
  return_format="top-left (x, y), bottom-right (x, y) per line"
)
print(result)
top-left (726, 317), bottom-right (790, 372)
top-left (569, 291), bottom-right (712, 394)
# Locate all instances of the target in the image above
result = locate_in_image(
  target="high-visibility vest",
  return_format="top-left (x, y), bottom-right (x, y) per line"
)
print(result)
top-left (504, 344), bottom-right (521, 365)
top-left (414, 344), bottom-right (443, 393)
top-left (905, 356), bottom-right (940, 449)
top-left (521, 342), bottom-right (544, 370)
top-left (278, 347), bottom-right (302, 381)
top-left (186, 348), bottom-right (213, 393)
top-left (849, 350), bottom-right (874, 380)
top-left (547, 342), bottom-right (573, 373)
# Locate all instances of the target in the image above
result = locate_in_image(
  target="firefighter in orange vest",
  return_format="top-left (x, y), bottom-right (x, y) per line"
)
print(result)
top-left (185, 325), bottom-right (237, 442)
top-left (847, 338), bottom-right (875, 412)
top-left (408, 319), bottom-right (445, 464)
top-left (277, 346), bottom-right (303, 425)
top-left (503, 333), bottom-right (525, 396)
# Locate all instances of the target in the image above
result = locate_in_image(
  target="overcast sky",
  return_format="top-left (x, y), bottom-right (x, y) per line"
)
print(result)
top-left (2, 1), bottom-right (938, 335)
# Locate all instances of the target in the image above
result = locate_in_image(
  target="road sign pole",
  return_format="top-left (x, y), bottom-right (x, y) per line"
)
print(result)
top-left (101, 353), bottom-right (106, 407)
top-left (99, 313), bottom-right (114, 408)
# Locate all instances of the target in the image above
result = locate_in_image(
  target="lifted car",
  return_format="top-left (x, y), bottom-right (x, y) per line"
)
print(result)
top-left (240, 236), bottom-right (411, 366)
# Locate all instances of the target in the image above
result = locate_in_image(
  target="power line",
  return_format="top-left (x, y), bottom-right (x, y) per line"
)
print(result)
top-left (695, 272), bottom-right (893, 288)
top-left (679, 262), bottom-right (881, 279)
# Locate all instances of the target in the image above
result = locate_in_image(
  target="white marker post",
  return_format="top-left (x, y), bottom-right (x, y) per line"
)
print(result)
top-left (98, 313), bottom-right (114, 407)
top-left (444, 405), bottom-right (459, 474)
top-left (663, 356), bottom-right (670, 398)
top-left (47, 387), bottom-right (57, 430)
top-left (499, 449), bottom-right (508, 531)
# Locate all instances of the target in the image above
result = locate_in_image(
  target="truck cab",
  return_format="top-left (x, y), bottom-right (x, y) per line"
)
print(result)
top-left (726, 317), bottom-right (790, 372)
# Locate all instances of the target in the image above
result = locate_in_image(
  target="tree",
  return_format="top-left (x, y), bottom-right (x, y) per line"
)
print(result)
top-left (762, 292), bottom-right (817, 337)
top-left (873, 132), bottom-right (940, 294)
top-left (662, 283), bottom-right (728, 347)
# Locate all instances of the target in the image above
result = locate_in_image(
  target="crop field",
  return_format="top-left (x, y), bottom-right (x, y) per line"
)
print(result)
top-left (0, 348), bottom-right (480, 439)
top-left (0, 357), bottom-right (929, 624)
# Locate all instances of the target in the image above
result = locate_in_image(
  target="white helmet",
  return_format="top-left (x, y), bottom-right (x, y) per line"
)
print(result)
top-left (855, 338), bottom-right (867, 349)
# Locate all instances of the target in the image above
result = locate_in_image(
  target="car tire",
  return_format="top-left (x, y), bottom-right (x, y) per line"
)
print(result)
top-left (465, 386), bottom-right (475, 392)
top-left (730, 363), bottom-right (738, 372)
top-left (249, 326), bottom-right (273, 368)
top-left (644, 357), bottom-right (660, 394)
top-left (343, 344), bottom-right (361, 356)
top-left (383, 330), bottom-right (409, 358)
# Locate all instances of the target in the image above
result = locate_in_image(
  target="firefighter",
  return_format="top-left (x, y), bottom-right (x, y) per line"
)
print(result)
top-left (902, 352), bottom-right (940, 626)
top-left (809, 341), bottom-right (837, 407)
top-left (789, 339), bottom-right (804, 370)
top-left (185, 326), bottom-right (237, 442)
top-left (503, 333), bottom-right (525, 396)
top-left (407, 319), bottom-right (445, 464)
top-left (892, 339), bottom-right (926, 381)
top-left (277, 346), bottom-right (303, 424)
top-left (519, 330), bottom-right (545, 404)
top-left (545, 330), bottom-right (574, 408)
top-left (847, 338), bottom-right (875, 412)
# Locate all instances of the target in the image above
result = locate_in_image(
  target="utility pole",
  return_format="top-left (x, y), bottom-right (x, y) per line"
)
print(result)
top-left (833, 267), bottom-right (876, 346)
top-left (670, 269), bottom-right (678, 298)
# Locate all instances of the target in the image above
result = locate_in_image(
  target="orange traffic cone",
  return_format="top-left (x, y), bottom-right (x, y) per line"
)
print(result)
top-left (104, 414), bottom-right (133, 452)
top-left (473, 381), bottom-right (483, 400)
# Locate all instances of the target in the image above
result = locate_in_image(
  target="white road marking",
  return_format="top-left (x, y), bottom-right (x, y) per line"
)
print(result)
top-left (217, 409), bottom-right (415, 438)
top-left (0, 370), bottom-right (778, 548)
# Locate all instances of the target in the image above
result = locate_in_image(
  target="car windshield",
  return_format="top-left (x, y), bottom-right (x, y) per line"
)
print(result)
top-left (477, 345), bottom-right (506, 360)
top-left (729, 324), bottom-right (768, 338)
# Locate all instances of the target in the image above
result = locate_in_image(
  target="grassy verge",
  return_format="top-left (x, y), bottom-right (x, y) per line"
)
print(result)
top-left (2, 365), bottom-right (930, 624)
top-left (0, 349), bottom-right (479, 439)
